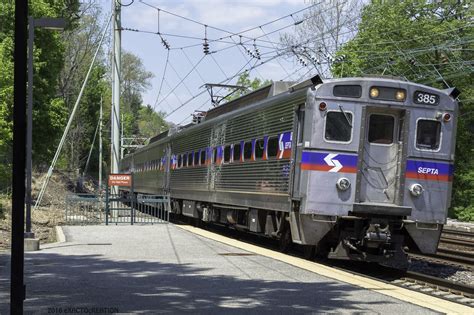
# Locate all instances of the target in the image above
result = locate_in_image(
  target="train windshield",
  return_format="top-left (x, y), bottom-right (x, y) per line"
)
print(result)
top-left (416, 119), bottom-right (441, 150)
top-left (324, 111), bottom-right (353, 142)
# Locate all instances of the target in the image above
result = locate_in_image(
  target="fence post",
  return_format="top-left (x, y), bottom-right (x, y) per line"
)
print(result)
top-left (105, 180), bottom-right (109, 225)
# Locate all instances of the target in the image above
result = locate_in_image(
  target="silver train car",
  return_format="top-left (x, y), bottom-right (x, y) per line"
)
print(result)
top-left (120, 76), bottom-right (460, 266)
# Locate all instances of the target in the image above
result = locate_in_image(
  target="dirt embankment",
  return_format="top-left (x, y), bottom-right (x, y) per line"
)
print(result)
top-left (0, 171), bottom-right (90, 251)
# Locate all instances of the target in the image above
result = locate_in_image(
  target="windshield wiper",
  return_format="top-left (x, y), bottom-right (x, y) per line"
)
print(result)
top-left (339, 105), bottom-right (352, 127)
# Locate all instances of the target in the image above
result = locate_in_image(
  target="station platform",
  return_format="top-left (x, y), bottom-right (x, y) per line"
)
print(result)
top-left (0, 224), bottom-right (470, 314)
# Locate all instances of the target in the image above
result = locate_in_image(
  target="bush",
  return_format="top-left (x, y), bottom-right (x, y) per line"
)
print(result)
top-left (450, 169), bottom-right (474, 222)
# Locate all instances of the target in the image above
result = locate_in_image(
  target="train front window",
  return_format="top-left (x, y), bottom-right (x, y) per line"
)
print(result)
top-left (324, 112), bottom-right (353, 142)
top-left (416, 119), bottom-right (441, 150)
top-left (368, 114), bottom-right (394, 144)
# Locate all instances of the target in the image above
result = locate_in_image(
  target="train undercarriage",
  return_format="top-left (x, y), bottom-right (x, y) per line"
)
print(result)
top-left (170, 199), bottom-right (411, 268)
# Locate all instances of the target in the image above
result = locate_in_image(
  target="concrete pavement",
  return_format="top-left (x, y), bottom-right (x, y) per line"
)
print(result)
top-left (0, 224), bottom-right (441, 314)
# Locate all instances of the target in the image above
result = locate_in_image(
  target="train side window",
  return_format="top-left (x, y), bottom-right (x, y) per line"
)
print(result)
top-left (243, 142), bottom-right (252, 160)
top-left (194, 151), bottom-right (199, 165)
top-left (255, 139), bottom-right (264, 160)
top-left (188, 152), bottom-right (193, 166)
top-left (368, 114), bottom-right (394, 144)
top-left (233, 143), bottom-right (241, 162)
top-left (324, 111), bottom-right (353, 142)
top-left (182, 154), bottom-right (187, 167)
top-left (212, 148), bottom-right (217, 164)
top-left (416, 119), bottom-right (441, 150)
top-left (267, 136), bottom-right (279, 158)
top-left (200, 150), bottom-right (207, 165)
top-left (224, 145), bottom-right (231, 163)
top-left (178, 155), bottom-right (182, 168)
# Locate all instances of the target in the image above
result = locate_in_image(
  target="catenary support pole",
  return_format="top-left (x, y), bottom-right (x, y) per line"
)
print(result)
top-left (11, 1), bottom-right (28, 313)
top-left (111, 0), bottom-right (121, 183)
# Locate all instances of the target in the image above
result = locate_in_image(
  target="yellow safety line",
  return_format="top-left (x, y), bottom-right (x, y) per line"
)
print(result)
top-left (177, 224), bottom-right (473, 315)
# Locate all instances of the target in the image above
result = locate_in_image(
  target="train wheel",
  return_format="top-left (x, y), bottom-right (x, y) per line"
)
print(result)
top-left (303, 245), bottom-right (316, 260)
top-left (279, 225), bottom-right (292, 253)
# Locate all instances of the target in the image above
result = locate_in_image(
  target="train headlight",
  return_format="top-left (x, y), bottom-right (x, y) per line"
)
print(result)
top-left (409, 183), bottom-right (424, 197)
top-left (395, 90), bottom-right (406, 101)
top-left (336, 178), bottom-right (351, 191)
top-left (370, 87), bottom-right (379, 98)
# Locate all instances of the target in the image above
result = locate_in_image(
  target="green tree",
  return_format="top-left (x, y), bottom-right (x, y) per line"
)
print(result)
top-left (331, 0), bottom-right (473, 220)
top-left (0, 1), bottom-right (79, 189)
top-left (227, 71), bottom-right (271, 100)
top-left (58, 1), bottom-right (110, 174)
top-left (121, 51), bottom-right (154, 136)
top-left (138, 105), bottom-right (168, 138)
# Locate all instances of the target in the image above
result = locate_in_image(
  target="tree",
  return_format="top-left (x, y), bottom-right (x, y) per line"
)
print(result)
top-left (138, 105), bottom-right (168, 138)
top-left (121, 51), bottom-right (154, 136)
top-left (280, 0), bottom-right (363, 77)
top-left (0, 1), bottom-right (79, 189)
top-left (57, 1), bottom-right (110, 174)
top-left (227, 71), bottom-right (271, 100)
top-left (331, 0), bottom-right (473, 220)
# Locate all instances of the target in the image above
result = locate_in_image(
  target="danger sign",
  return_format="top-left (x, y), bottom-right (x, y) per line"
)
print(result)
top-left (108, 174), bottom-right (132, 187)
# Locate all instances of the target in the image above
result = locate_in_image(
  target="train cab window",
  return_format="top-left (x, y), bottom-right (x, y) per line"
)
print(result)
top-left (324, 112), bottom-right (353, 142)
top-left (224, 145), bottom-right (231, 163)
top-left (182, 154), bottom-right (187, 167)
top-left (267, 136), bottom-right (279, 158)
top-left (244, 142), bottom-right (252, 160)
top-left (333, 85), bottom-right (362, 98)
top-left (368, 114), bottom-right (394, 144)
top-left (200, 150), bottom-right (207, 165)
top-left (194, 151), bottom-right (199, 165)
top-left (233, 143), bottom-right (241, 162)
top-left (416, 119), bottom-right (441, 150)
top-left (255, 139), bottom-right (264, 160)
top-left (178, 155), bottom-right (183, 168)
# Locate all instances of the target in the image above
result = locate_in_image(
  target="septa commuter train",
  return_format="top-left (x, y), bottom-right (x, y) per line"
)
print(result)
top-left (120, 76), bottom-right (459, 266)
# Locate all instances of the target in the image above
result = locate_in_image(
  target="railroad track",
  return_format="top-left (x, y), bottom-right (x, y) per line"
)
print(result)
top-left (408, 228), bottom-right (474, 270)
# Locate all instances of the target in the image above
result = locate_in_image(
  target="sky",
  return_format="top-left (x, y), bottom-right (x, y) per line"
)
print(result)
top-left (106, 0), bottom-right (319, 124)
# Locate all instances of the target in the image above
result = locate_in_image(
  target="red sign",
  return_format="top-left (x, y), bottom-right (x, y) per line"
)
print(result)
top-left (108, 174), bottom-right (132, 187)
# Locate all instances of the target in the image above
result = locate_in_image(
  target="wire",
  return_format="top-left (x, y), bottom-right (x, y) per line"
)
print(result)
top-left (153, 49), bottom-right (169, 110)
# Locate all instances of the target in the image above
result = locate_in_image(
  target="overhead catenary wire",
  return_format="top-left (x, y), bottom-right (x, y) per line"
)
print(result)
top-left (83, 117), bottom-right (101, 177)
top-left (125, 0), bottom-right (471, 123)
top-left (34, 14), bottom-right (112, 210)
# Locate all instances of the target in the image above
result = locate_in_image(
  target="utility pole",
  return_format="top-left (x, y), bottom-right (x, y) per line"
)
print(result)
top-left (99, 95), bottom-right (103, 193)
top-left (111, 0), bottom-right (121, 187)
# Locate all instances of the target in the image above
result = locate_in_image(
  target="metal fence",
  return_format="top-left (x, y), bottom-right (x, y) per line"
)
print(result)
top-left (105, 191), bottom-right (170, 225)
top-left (65, 194), bottom-right (104, 225)
top-left (65, 192), bottom-right (170, 225)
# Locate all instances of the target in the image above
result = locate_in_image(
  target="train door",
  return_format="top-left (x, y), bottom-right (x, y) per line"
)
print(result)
top-left (358, 108), bottom-right (406, 205)
top-left (291, 104), bottom-right (305, 197)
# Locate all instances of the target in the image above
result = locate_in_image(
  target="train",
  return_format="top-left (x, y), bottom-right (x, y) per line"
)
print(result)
top-left (119, 75), bottom-right (460, 267)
